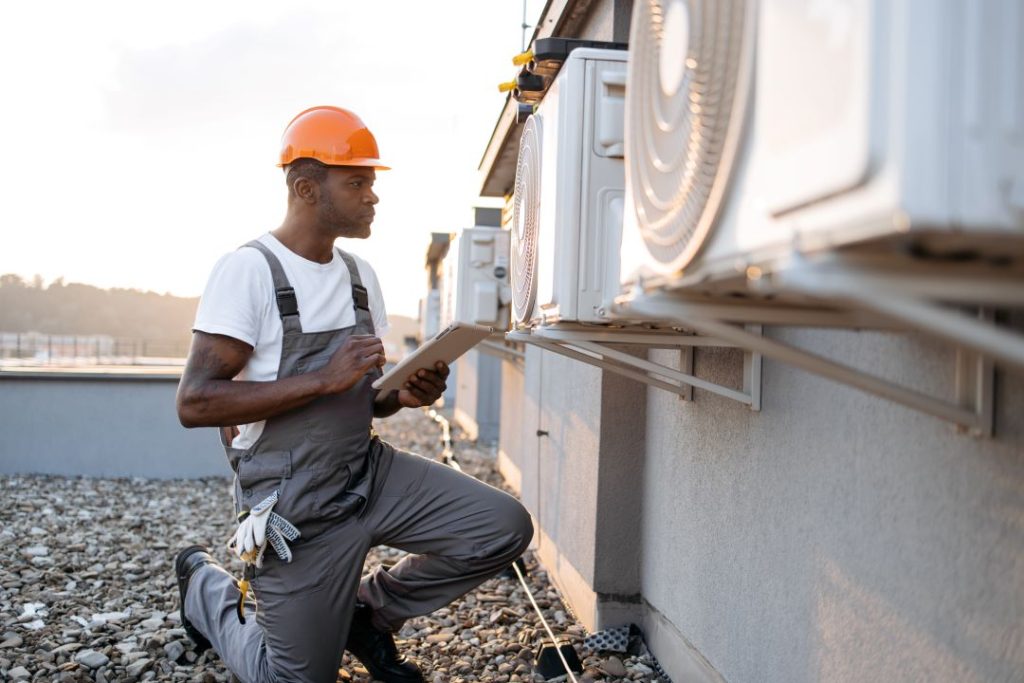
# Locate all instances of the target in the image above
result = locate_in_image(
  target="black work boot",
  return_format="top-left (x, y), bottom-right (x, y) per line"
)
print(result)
top-left (174, 545), bottom-right (217, 653)
top-left (345, 604), bottom-right (424, 682)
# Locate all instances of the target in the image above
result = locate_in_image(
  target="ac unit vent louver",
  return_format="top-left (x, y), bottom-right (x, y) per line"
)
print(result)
top-left (627, 0), bottom-right (754, 273)
top-left (512, 115), bottom-right (542, 324)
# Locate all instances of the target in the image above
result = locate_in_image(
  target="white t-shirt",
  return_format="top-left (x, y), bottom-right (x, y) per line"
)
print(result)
top-left (193, 232), bottom-right (390, 449)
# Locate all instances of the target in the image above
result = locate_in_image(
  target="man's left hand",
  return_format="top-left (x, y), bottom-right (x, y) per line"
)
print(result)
top-left (397, 361), bottom-right (449, 408)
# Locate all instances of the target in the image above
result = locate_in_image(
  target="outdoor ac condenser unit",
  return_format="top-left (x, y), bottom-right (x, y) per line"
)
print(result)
top-left (619, 0), bottom-right (1024, 292)
top-left (511, 48), bottom-right (628, 326)
top-left (442, 227), bottom-right (511, 330)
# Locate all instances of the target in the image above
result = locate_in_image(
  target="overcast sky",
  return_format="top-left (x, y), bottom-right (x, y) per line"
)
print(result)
top-left (0, 1), bottom-right (544, 317)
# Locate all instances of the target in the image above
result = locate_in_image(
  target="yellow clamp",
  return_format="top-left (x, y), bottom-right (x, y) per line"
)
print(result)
top-left (512, 50), bottom-right (534, 66)
top-left (235, 564), bottom-right (255, 624)
top-left (236, 577), bottom-right (250, 623)
top-left (498, 79), bottom-right (517, 93)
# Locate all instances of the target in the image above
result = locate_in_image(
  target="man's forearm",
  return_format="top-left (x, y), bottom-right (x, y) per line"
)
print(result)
top-left (178, 372), bottom-right (327, 428)
top-left (373, 390), bottom-right (404, 418)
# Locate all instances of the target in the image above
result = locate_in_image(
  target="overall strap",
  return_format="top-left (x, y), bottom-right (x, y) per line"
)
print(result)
top-left (336, 249), bottom-right (375, 335)
top-left (243, 240), bottom-right (303, 335)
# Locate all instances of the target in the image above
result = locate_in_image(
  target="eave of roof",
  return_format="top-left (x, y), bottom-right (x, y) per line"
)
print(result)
top-left (477, 0), bottom-right (599, 198)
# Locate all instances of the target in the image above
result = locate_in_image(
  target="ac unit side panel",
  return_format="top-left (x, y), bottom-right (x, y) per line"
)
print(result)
top-left (422, 289), bottom-right (441, 341)
top-left (578, 187), bottom-right (625, 318)
top-left (576, 58), bottom-right (627, 322)
top-left (940, 0), bottom-right (1024, 232)
top-left (536, 95), bottom-right (561, 319)
top-left (441, 238), bottom-right (458, 328)
top-left (895, 0), bottom-right (956, 228)
top-left (543, 55), bottom-right (588, 322)
top-left (493, 228), bottom-right (512, 331)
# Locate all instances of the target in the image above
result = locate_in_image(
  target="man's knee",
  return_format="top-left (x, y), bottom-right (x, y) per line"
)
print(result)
top-left (493, 496), bottom-right (534, 561)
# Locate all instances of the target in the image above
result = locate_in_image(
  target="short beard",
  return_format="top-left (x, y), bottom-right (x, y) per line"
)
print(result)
top-left (316, 194), bottom-right (368, 238)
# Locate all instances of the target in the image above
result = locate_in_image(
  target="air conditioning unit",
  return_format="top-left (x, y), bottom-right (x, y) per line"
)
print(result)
top-left (511, 48), bottom-right (628, 327)
top-left (619, 0), bottom-right (1024, 292)
top-left (419, 289), bottom-right (441, 342)
top-left (442, 227), bottom-right (511, 329)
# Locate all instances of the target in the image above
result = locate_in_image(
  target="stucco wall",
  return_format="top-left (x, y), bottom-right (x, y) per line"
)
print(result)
top-left (499, 343), bottom-right (647, 627)
top-left (498, 357), bottom-right (527, 496)
top-left (594, 362), bottom-right (645, 597)
top-left (642, 326), bottom-right (1024, 682)
top-left (454, 349), bottom-right (503, 444)
top-left (536, 348), bottom-right (604, 584)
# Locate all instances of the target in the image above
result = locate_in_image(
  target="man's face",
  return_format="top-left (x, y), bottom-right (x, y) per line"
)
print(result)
top-left (316, 167), bottom-right (379, 239)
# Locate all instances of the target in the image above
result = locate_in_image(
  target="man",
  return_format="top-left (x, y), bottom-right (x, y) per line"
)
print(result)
top-left (174, 106), bottom-right (533, 683)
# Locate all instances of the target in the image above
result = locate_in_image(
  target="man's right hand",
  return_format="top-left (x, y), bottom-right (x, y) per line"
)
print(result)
top-left (317, 335), bottom-right (385, 394)
top-left (177, 331), bottom-right (384, 429)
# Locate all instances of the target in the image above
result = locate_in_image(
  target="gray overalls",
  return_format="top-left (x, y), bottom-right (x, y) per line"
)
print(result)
top-left (184, 242), bottom-right (533, 683)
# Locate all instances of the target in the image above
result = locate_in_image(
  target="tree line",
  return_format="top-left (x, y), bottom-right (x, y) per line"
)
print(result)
top-left (0, 274), bottom-right (198, 346)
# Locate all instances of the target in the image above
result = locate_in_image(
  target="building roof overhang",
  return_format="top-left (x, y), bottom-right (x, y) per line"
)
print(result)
top-left (477, 0), bottom-right (600, 198)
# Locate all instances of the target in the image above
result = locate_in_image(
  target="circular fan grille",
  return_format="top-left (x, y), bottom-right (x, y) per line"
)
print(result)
top-left (511, 116), bottom-right (542, 325)
top-left (626, 0), bottom-right (753, 273)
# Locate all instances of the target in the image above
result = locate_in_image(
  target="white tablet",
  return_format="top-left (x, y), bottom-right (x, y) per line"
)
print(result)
top-left (372, 322), bottom-right (495, 395)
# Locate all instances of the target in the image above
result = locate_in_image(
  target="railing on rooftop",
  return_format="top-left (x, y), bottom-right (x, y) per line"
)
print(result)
top-left (0, 332), bottom-right (188, 367)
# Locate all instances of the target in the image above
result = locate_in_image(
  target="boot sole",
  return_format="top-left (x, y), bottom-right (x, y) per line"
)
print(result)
top-left (175, 545), bottom-right (213, 653)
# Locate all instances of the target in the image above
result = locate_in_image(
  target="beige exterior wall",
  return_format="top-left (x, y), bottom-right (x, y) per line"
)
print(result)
top-left (639, 325), bottom-right (1024, 682)
top-left (498, 343), bottom-right (648, 631)
top-left (499, 320), bottom-right (1024, 682)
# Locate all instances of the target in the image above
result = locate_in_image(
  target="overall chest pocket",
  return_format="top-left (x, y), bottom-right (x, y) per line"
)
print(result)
top-left (295, 358), bottom-right (377, 444)
top-left (235, 450), bottom-right (292, 512)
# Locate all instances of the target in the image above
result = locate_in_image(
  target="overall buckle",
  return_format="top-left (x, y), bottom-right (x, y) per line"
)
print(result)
top-left (276, 287), bottom-right (299, 317)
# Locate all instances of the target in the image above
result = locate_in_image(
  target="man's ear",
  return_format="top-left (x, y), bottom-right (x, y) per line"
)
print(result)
top-left (292, 176), bottom-right (319, 205)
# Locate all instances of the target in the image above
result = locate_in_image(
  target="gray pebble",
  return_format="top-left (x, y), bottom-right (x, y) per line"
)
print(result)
top-left (8, 665), bottom-right (31, 679)
top-left (126, 656), bottom-right (153, 677)
top-left (0, 411), bottom-right (625, 682)
top-left (165, 640), bottom-right (186, 662)
top-left (74, 648), bottom-right (110, 669)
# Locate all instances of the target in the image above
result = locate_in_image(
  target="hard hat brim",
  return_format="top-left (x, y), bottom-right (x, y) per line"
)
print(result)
top-left (277, 158), bottom-right (390, 171)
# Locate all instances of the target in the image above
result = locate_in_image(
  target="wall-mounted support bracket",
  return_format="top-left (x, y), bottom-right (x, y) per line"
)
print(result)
top-left (764, 256), bottom-right (1024, 375)
top-left (477, 338), bottom-right (526, 364)
top-left (618, 293), bottom-right (994, 436)
top-left (506, 325), bottom-right (762, 410)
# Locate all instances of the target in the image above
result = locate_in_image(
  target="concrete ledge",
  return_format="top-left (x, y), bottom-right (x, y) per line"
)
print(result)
top-left (454, 406), bottom-right (480, 441)
top-left (0, 366), bottom-right (183, 381)
top-left (643, 600), bottom-right (727, 683)
top-left (535, 527), bottom-right (643, 632)
top-left (0, 373), bottom-right (229, 479)
top-left (497, 448), bottom-right (522, 496)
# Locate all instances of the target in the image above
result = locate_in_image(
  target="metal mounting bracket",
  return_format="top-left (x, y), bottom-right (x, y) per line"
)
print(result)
top-left (762, 256), bottom-right (1024, 375)
top-left (477, 338), bottom-right (526, 364)
top-left (618, 293), bottom-right (995, 436)
top-left (506, 325), bottom-right (762, 410)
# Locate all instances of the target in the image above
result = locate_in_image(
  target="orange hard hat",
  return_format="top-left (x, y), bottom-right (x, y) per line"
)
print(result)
top-left (278, 106), bottom-right (390, 170)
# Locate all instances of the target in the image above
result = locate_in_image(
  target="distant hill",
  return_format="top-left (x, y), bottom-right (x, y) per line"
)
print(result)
top-left (0, 274), bottom-right (419, 354)
top-left (0, 274), bottom-right (198, 346)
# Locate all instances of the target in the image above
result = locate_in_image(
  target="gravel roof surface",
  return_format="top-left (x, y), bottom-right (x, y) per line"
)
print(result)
top-left (2, 409), bottom-right (663, 682)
